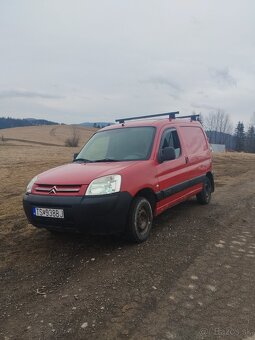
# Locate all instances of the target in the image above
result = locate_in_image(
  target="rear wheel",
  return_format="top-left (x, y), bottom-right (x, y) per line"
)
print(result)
top-left (126, 197), bottom-right (153, 243)
top-left (196, 177), bottom-right (212, 205)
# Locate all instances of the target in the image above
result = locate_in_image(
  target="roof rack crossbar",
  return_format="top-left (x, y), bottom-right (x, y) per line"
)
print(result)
top-left (115, 111), bottom-right (180, 124)
top-left (178, 114), bottom-right (200, 121)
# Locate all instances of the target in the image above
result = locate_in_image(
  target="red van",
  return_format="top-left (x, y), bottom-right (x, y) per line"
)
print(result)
top-left (23, 112), bottom-right (214, 243)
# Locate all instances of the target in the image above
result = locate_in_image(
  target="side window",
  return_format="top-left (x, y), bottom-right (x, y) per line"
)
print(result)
top-left (159, 129), bottom-right (181, 160)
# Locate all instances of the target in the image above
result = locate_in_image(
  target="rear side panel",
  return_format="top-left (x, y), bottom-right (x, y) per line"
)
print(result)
top-left (178, 125), bottom-right (212, 180)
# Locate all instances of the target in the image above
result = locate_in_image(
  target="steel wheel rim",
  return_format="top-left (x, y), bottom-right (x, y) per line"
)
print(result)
top-left (135, 204), bottom-right (151, 235)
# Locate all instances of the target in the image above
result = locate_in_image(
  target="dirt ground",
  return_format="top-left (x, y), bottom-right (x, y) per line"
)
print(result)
top-left (0, 145), bottom-right (255, 340)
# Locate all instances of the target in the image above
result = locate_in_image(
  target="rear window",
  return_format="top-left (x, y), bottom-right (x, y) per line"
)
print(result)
top-left (181, 126), bottom-right (208, 155)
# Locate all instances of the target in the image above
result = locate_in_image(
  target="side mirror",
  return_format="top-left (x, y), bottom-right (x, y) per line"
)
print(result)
top-left (159, 147), bottom-right (176, 163)
top-left (73, 153), bottom-right (78, 161)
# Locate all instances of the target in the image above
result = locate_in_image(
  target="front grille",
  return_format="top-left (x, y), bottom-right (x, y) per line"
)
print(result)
top-left (34, 184), bottom-right (81, 195)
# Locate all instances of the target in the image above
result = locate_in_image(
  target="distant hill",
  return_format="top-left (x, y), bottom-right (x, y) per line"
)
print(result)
top-left (80, 122), bottom-right (113, 128)
top-left (0, 117), bottom-right (59, 129)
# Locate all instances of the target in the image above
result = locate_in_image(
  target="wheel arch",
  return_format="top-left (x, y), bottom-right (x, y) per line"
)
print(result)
top-left (134, 188), bottom-right (157, 215)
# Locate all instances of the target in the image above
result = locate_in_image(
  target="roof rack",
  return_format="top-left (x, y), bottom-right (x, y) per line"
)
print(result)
top-left (116, 111), bottom-right (179, 124)
top-left (179, 114), bottom-right (200, 121)
top-left (115, 112), bottom-right (200, 124)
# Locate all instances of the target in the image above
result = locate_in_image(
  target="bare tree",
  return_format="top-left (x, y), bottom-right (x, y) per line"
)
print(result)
top-left (204, 110), bottom-right (233, 144)
top-left (65, 127), bottom-right (80, 147)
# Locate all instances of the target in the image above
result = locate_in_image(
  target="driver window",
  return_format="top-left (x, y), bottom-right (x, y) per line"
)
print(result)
top-left (160, 129), bottom-right (181, 159)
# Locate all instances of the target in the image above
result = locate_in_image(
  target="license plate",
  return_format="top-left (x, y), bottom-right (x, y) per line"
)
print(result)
top-left (33, 207), bottom-right (64, 219)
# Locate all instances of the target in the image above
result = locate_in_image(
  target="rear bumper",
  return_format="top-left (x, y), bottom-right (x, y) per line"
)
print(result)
top-left (23, 192), bottom-right (132, 234)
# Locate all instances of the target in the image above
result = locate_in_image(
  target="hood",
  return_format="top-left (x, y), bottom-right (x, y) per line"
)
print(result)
top-left (36, 161), bottom-right (139, 185)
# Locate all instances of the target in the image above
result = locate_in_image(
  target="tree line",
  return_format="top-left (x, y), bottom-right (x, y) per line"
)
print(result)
top-left (0, 116), bottom-right (58, 129)
top-left (93, 122), bottom-right (111, 128)
top-left (202, 111), bottom-right (255, 153)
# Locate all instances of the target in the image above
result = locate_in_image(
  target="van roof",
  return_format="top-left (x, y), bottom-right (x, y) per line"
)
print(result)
top-left (101, 118), bottom-right (202, 131)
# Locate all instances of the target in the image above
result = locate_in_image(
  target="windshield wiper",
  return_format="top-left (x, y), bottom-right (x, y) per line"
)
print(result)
top-left (93, 158), bottom-right (120, 162)
top-left (73, 158), bottom-right (93, 163)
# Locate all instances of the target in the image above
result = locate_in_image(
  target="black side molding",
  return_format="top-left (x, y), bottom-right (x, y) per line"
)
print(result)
top-left (155, 175), bottom-right (206, 202)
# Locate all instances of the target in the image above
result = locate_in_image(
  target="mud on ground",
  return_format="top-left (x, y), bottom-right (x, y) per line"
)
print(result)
top-left (0, 147), bottom-right (255, 340)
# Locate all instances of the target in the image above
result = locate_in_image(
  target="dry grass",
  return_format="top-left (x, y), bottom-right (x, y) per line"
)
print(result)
top-left (0, 124), bottom-right (96, 146)
top-left (213, 152), bottom-right (255, 187)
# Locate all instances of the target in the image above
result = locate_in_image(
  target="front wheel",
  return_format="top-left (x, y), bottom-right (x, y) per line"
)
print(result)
top-left (126, 197), bottom-right (153, 243)
top-left (196, 177), bottom-right (212, 205)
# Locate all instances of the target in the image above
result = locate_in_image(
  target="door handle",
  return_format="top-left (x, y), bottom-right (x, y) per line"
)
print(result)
top-left (185, 156), bottom-right (189, 164)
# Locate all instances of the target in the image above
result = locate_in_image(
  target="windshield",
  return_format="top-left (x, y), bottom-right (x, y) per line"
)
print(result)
top-left (76, 127), bottom-right (156, 162)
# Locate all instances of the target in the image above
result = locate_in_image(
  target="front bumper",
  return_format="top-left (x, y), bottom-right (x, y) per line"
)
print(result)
top-left (23, 192), bottom-right (132, 234)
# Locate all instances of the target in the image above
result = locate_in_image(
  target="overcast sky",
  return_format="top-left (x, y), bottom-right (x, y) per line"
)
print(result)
top-left (0, 0), bottom-right (255, 126)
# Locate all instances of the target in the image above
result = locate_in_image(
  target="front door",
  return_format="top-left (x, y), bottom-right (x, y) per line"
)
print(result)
top-left (155, 128), bottom-right (188, 215)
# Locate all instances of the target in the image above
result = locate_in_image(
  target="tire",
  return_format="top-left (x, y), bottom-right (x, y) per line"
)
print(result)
top-left (126, 197), bottom-right (153, 243)
top-left (196, 177), bottom-right (212, 205)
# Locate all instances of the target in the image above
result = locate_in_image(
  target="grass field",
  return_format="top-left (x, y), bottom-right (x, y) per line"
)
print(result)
top-left (0, 124), bottom-right (96, 146)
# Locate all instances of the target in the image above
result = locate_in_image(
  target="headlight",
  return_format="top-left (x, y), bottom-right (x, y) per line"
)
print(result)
top-left (26, 176), bottom-right (38, 194)
top-left (86, 175), bottom-right (121, 196)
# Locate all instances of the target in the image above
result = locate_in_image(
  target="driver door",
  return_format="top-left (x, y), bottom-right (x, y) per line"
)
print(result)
top-left (156, 128), bottom-right (188, 213)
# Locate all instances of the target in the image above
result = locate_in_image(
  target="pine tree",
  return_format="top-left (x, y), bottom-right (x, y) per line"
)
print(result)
top-left (234, 121), bottom-right (245, 152)
top-left (245, 125), bottom-right (255, 153)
